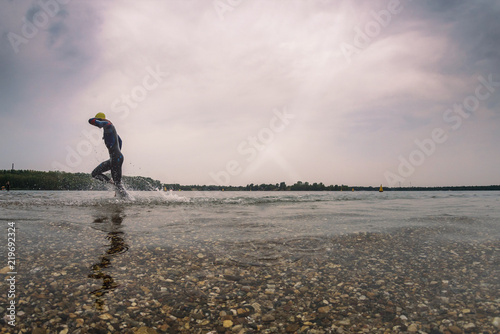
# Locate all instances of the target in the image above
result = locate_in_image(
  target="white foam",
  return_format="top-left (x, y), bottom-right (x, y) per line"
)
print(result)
top-left (156, 189), bottom-right (190, 203)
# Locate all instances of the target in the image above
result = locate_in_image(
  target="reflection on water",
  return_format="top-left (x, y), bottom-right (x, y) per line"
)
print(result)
top-left (88, 207), bottom-right (129, 310)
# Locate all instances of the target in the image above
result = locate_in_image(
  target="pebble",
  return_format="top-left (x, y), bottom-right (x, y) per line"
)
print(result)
top-left (135, 327), bottom-right (158, 334)
top-left (448, 325), bottom-right (463, 334)
top-left (98, 313), bottom-right (113, 320)
top-left (223, 320), bottom-right (233, 328)
top-left (32, 329), bottom-right (46, 334)
top-left (463, 323), bottom-right (475, 330)
top-left (338, 319), bottom-right (350, 326)
top-left (13, 227), bottom-right (499, 333)
top-left (407, 324), bottom-right (418, 332)
top-left (318, 306), bottom-right (331, 313)
top-left (262, 314), bottom-right (275, 322)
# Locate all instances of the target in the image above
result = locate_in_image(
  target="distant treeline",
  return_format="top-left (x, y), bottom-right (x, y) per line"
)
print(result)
top-left (0, 170), bottom-right (161, 191)
top-left (1, 170), bottom-right (500, 191)
top-left (163, 182), bottom-right (500, 192)
top-left (386, 185), bottom-right (500, 191)
top-left (164, 182), bottom-right (353, 191)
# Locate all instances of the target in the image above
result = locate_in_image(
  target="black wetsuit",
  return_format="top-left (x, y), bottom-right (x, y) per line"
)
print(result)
top-left (88, 118), bottom-right (124, 189)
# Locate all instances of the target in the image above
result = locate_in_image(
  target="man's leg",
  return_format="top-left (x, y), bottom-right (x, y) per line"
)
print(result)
top-left (92, 160), bottom-right (112, 183)
top-left (111, 155), bottom-right (125, 195)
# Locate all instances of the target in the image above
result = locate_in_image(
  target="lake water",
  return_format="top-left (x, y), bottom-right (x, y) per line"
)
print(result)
top-left (1, 190), bottom-right (499, 332)
top-left (1, 190), bottom-right (499, 265)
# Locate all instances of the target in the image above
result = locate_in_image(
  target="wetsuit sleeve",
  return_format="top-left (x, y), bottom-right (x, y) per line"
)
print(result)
top-left (89, 118), bottom-right (110, 128)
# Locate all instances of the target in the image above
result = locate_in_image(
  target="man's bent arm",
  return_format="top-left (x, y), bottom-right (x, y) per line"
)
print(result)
top-left (88, 118), bottom-right (110, 128)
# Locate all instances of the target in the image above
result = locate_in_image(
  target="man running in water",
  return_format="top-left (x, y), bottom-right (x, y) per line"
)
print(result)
top-left (88, 113), bottom-right (126, 196)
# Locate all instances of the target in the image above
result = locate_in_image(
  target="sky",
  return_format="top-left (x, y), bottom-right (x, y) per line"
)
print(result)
top-left (1, 0), bottom-right (500, 187)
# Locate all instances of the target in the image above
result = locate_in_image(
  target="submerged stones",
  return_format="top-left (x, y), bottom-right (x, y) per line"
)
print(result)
top-left (7, 227), bottom-right (499, 333)
top-left (134, 327), bottom-right (158, 334)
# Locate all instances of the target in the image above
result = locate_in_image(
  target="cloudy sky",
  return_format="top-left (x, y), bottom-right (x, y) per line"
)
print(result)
top-left (1, 0), bottom-right (499, 187)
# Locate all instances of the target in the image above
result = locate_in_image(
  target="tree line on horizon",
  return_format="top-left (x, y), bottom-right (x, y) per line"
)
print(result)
top-left (163, 181), bottom-right (354, 191)
top-left (1, 170), bottom-right (500, 191)
top-left (0, 170), bottom-right (161, 191)
top-left (0, 170), bottom-right (352, 191)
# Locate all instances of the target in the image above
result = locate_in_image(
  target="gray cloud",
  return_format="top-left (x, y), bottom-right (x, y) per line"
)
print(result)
top-left (1, 0), bottom-right (499, 186)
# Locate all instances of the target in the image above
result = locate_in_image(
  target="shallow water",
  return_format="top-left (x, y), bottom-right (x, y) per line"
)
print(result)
top-left (1, 190), bottom-right (499, 264)
top-left (1, 190), bottom-right (499, 331)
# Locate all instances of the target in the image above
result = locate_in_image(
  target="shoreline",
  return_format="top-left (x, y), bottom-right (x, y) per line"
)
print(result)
top-left (2, 169), bottom-right (500, 192)
top-left (1, 226), bottom-right (499, 333)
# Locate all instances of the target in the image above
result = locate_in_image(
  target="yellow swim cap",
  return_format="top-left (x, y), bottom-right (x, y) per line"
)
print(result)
top-left (95, 112), bottom-right (106, 119)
